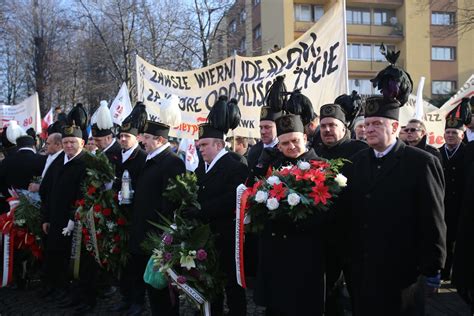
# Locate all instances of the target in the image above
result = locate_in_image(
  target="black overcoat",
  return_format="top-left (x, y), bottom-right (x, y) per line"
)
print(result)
top-left (195, 153), bottom-right (247, 275)
top-left (103, 139), bottom-right (122, 178)
top-left (341, 140), bottom-right (446, 315)
top-left (129, 147), bottom-right (185, 255)
top-left (39, 152), bottom-right (65, 222)
top-left (115, 146), bottom-right (147, 192)
top-left (440, 143), bottom-right (466, 242)
top-left (313, 133), bottom-right (368, 160)
top-left (45, 151), bottom-right (87, 252)
top-left (415, 135), bottom-right (442, 162)
top-left (254, 149), bottom-right (327, 316)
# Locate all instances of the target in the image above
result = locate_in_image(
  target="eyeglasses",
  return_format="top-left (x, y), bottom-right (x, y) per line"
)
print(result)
top-left (404, 128), bottom-right (421, 133)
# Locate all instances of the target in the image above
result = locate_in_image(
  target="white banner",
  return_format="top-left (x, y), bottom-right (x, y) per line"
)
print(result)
top-left (110, 82), bottom-right (133, 125)
top-left (0, 93), bottom-right (41, 132)
top-left (137, 0), bottom-right (348, 139)
top-left (423, 74), bottom-right (474, 148)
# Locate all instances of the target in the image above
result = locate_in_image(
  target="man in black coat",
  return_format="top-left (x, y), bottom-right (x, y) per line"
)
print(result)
top-left (188, 123), bottom-right (248, 316)
top-left (0, 135), bottom-right (46, 200)
top-left (253, 114), bottom-right (327, 316)
top-left (127, 120), bottom-right (185, 316)
top-left (41, 126), bottom-right (87, 303)
top-left (440, 123), bottom-right (467, 281)
top-left (92, 124), bottom-right (122, 177)
top-left (109, 119), bottom-right (146, 313)
top-left (452, 161), bottom-right (474, 314)
top-left (340, 97), bottom-right (446, 315)
top-left (405, 119), bottom-right (442, 161)
top-left (314, 103), bottom-right (368, 315)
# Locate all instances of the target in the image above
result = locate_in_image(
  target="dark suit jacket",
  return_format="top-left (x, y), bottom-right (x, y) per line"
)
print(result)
top-left (103, 140), bottom-right (122, 178)
top-left (39, 152), bottom-right (65, 222)
top-left (129, 147), bottom-right (185, 255)
top-left (341, 140), bottom-right (446, 314)
top-left (45, 151), bottom-right (87, 252)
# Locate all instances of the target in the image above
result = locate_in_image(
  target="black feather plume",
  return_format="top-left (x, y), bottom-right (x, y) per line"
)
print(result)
top-left (207, 96), bottom-right (241, 134)
top-left (123, 102), bottom-right (148, 133)
top-left (265, 76), bottom-right (287, 112)
top-left (371, 43), bottom-right (413, 105)
top-left (284, 89), bottom-right (315, 125)
top-left (334, 90), bottom-right (363, 129)
top-left (67, 103), bottom-right (88, 130)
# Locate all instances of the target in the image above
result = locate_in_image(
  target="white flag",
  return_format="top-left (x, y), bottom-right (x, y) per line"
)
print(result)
top-left (0, 92), bottom-right (41, 132)
top-left (110, 82), bottom-right (132, 125)
top-left (178, 138), bottom-right (199, 172)
top-left (43, 108), bottom-right (54, 127)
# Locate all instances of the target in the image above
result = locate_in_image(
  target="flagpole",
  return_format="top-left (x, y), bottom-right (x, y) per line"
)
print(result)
top-left (341, 0), bottom-right (349, 94)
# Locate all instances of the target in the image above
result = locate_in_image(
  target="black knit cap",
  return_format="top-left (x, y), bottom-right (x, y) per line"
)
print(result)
top-left (364, 97), bottom-right (401, 121)
top-left (142, 120), bottom-right (170, 138)
top-left (16, 135), bottom-right (35, 148)
top-left (61, 125), bottom-right (83, 139)
top-left (319, 104), bottom-right (347, 125)
top-left (275, 114), bottom-right (305, 136)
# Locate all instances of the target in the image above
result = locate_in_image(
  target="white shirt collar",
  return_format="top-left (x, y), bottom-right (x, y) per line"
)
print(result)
top-left (122, 143), bottom-right (138, 163)
top-left (102, 138), bottom-right (116, 153)
top-left (263, 138), bottom-right (278, 148)
top-left (205, 148), bottom-right (227, 173)
top-left (18, 147), bottom-right (36, 153)
top-left (466, 129), bottom-right (474, 142)
top-left (64, 150), bottom-right (82, 165)
top-left (373, 140), bottom-right (397, 158)
top-left (42, 150), bottom-right (63, 178)
top-left (146, 143), bottom-right (170, 162)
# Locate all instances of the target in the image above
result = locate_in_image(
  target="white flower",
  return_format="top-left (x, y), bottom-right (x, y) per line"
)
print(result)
top-left (180, 254), bottom-right (196, 270)
top-left (255, 190), bottom-right (268, 203)
top-left (188, 250), bottom-right (197, 256)
top-left (287, 193), bottom-right (301, 206)
top-left (266, 176), bottom-right (281, 186)
top-left (14, 219), bottom-right (26, 226)
top-left (106, 221), bottom-right (117, 232)
top-left (297, 161), bottom-right (310, 171)
top-left (152, 249), bottom-right (163, 259)
top-left (334, 174), bottom-right (348, 187)
top-left (266, 197), bottom-right (280, 210)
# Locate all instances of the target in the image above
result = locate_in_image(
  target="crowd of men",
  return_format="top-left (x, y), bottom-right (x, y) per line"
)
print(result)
top-left (0, 83), bottom-right (473, 316)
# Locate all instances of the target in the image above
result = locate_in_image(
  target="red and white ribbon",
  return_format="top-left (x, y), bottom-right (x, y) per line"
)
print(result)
top-left (235, 184), bottom-right (249, 288)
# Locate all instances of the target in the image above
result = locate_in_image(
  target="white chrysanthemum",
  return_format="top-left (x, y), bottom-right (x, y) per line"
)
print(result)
top-left (335, 174), bottom-right (348, 187)
top-left (255, 190), bottom-right (268, 203)
top-left (266, 176), bottom-right (281, 186)
top-left (287, 193), bottom-right (301, 206)
top-left (266, 197), bottom-right (279, 211)
top-left (297, 161), bottom-right (310, 171)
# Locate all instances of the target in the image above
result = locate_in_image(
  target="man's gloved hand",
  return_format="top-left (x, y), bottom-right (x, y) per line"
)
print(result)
top-left (425, 273), bottom-right (441, 289)
top-left (181, 206), bottom-right (203, 220)
top-left (256, 147), bottom-right (279, 168)
top-left (62, 220), bottom-right (75, 236)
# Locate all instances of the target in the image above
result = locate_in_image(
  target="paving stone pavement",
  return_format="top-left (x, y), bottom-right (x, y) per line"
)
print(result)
top-left (0, 281), bottom-right (470, 315)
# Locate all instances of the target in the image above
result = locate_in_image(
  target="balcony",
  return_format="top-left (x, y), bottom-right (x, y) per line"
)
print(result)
top-left (348, 58), bottom-right (405, 76)
top-left (347, 23), bottom-right (403, 43)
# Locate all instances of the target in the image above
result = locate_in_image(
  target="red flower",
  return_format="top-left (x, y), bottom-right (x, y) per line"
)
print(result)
top-left (82, 227), bottom-right (88, 235)
top-left (113, 234), bottom-right (121, 242)
top-left (96, 231), bottom-right (102, 239)
top-left (102, 208), bottom-right (112, 217)
top-left (269, 183), bottom-right (287, 201)
top-left (117, 217), bottom-right (126, 226)
top-left (112, 246), bottom-right (120, 254)
top-left (87, 186), bottom-right (97, 195)
top-left (75, 199), bottom-right (85, 207)
top-left (305, 169), bottom-right (326, 185)
top-left (93, 204), bottom-right (102, 213)
top-left (310, 160), bottom-right (330, 169)
top-left (308, 184), bottom-right (331, 205)
top-left (85, 235), bottom-right (91, 242)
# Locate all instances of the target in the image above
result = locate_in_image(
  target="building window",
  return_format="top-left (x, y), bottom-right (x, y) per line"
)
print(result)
top-left (349, 79), bottom-right (376, 95)
top-left (346, 8), bottom-right (370, 25)
top-left (254, 0), bottom-right (260, 6)
top-left (373, 9), bottom-right (396, 25)
top-left (239, 37), bottom-right (246, 54)
top-left (229, 20), bottom-right (237, 33)
top-left (240, 9), bottom-right (247, 23)
top-left (294, 4), bottom-right (324, 22)
top-left (432, 46), bottom-right (455, 61)
top-left (432, 81), bottom-right (456, 95)
top-left (431, 12), bottom-right (455, 25)
top-left (253, 25), bottom-right (261, 40)
top-left (348, 43), bottom-right (371, 61)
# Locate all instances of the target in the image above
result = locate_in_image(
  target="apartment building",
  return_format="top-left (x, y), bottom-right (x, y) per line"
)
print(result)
top-left (210, 0), bottom-right (473, 99)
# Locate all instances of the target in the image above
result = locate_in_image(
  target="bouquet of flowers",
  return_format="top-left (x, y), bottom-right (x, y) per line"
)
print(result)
top-left (142, 173), bottom-right (223, 311)
top-left (245, 159), bottom-right (347, 233)
top-left (74, 152), bottom-right (128, 274)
